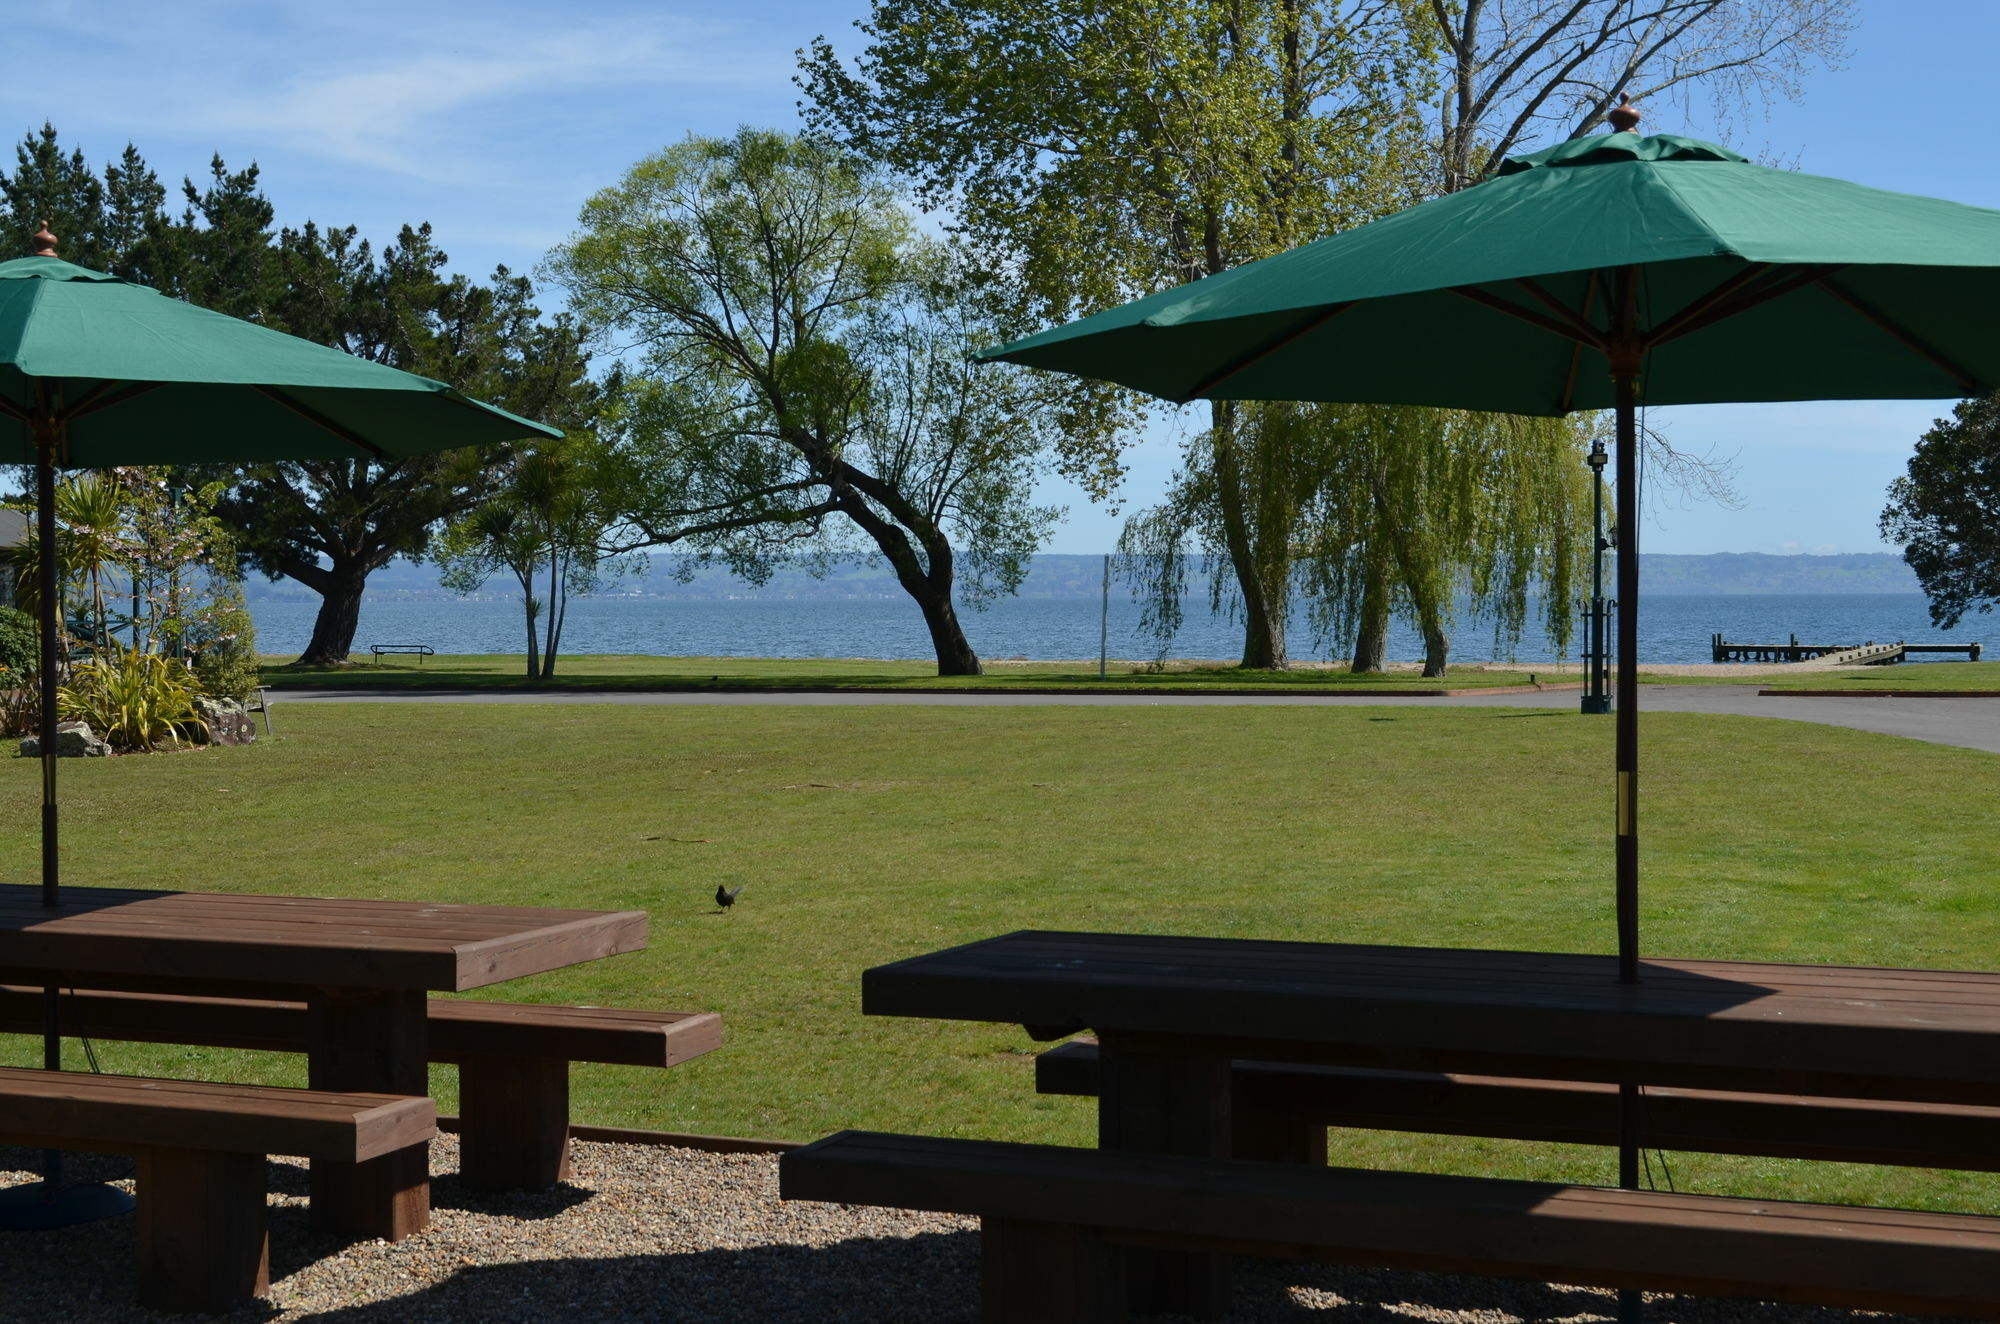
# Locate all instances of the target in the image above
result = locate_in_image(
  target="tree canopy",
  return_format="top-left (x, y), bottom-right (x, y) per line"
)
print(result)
top-left (0, 124), bottom-right (591, 666)
top-left (1882, 395), bottom-right (2000, 629)
top-left (803, 0), bottom-right (1843, 670)
top-left (549, 128), bottom-right (1066, 676)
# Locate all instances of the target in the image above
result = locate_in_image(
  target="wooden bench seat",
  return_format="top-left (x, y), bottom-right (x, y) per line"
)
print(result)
top-left (780, 1130), bottom-right (2000, 1321)
top-left (1037, 1038), bottom-right (2000, 1171)
top-left (0, 986), bottom-right (721, 1190)
top-left (0, 1065), bottom-right (433, 1312)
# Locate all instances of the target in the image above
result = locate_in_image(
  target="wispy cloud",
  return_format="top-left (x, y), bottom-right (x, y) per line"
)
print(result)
top-left (5, 3), bottom-right (801, 179)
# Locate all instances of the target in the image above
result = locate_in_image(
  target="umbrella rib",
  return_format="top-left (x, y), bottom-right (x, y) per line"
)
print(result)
top-left (1814, 279), bottom-right (1978, 394)
top-left (1175, 302), bottom-right (1356, 402)
top-left (58, 381), bottom-right (163, 426)
top-left (1451, 286), bottom-right (1600, 350)
top-left (0, 396), bottom-right (26, 424)
top-left (1643, 265), bottom-right (1842, 350)
top-left (1639, 263), bottom-right (1775, 347)
top-left (1558, 273), bottom-right (1601, 414)
top-left (1512, 278), bottom-right (1609, 348)
top-left (252, 386), bottom-right (387, 459)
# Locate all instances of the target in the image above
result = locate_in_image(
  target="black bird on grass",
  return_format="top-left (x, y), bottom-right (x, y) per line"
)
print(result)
top-left (715, 884), bottom-right (744, 911)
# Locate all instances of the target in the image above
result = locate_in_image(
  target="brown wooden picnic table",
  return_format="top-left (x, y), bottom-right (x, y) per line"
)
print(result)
top-left (0, 883), bottom-right (647, 1239)
top-left (861, 929), bottom-right (2000, 1316)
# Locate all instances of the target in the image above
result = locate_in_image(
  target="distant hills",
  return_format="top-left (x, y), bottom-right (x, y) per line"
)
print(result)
top-left (242, 551), bottom-right (1923, 603)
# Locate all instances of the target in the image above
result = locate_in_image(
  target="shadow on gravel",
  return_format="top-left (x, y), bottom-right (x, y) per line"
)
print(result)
top-left (297, 1231), bottom-right (985, 1323)
top-left (287, 1235), bottom-right (1958, 1324)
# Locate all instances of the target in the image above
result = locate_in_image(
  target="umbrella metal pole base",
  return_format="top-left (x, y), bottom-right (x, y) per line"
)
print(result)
top-left (0, 1170), bottom-right (135, 1230)
top-left (1579, 695), bottom-right (1612, 715)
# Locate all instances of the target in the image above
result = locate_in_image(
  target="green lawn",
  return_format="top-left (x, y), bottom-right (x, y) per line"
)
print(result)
top-left (1747, 660), bottom-right (2000, 691)
top-left (3, 699), bottom-right (1996, 1214)
top-left (264, 652), bottom-right (1554, 692)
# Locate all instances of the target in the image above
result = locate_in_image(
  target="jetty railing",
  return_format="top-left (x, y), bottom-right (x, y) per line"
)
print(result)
top-left (1711, 634), bottom-right (1983, 664)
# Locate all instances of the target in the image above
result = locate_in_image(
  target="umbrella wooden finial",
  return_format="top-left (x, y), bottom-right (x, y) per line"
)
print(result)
top-left (29, 220), bottom-right (56, 257)
top-left (1608, 94), bottom-right (1641, 134)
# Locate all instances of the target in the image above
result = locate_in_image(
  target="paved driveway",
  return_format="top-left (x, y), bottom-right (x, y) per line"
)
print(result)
top-left (271, 684), bottom-right (2000, 755)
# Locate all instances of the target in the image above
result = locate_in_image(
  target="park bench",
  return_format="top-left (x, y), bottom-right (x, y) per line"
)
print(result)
top-left (368, 642), bottom-right (434, 663)
top-left (781, 1129), bottom-right (2000, 1321)
top-left (0, 987), bottom-right (721, 1190)
top-left (1035, 1038), bottom-right (2000, 1170)
top-left (0, 1065), bottom-right (433, 1312)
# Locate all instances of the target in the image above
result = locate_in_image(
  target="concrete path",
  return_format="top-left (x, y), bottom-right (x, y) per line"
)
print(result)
top-left (270, 684), bottom-right (2000, 755)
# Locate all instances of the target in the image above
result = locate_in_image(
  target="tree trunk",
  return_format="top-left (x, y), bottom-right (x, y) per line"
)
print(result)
top-left (541, 545), bottom-right (562, 678)
top-left (1350, 558), bottom-right (1390, 673)
top-left (293, 563), bottom-right (369, 666)
top-left (1210, 403), bottom-right (1287, 670)
top-left (810, 439), bottom-right (985, 678)
top-left (912, 585), bottom-right (983, 676)
top-left (1421, 616), bottom-right (1450, 678)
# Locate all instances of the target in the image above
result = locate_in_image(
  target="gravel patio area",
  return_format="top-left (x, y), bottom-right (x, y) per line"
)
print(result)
top-left (0, 1137), bottom-right (1970, 1323)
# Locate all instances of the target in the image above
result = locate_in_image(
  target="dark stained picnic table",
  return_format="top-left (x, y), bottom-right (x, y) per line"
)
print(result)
top-left (0, 883), bottom-right (647, 1238)
top-left (863, 929), bottom-right (2000, 1314)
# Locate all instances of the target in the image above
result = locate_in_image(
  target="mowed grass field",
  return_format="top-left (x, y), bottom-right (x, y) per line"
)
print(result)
top-left (3, 697), bottom-right (1997, 1213)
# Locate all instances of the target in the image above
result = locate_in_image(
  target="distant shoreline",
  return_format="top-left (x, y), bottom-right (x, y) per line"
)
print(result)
top-left (243, 550), bottom-right (1926, 604)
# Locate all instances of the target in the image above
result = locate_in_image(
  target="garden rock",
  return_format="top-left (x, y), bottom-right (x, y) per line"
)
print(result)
top-left (19, 722), bottom-right (110, 758)
top-left (190, 697), bottom-right (256, 746)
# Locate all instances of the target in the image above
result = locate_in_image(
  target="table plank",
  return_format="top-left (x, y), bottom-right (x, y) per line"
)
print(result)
top-left (0, 885), bottom-right (647, 992)
top-left (863, 931), bottom-right (2000, 1102)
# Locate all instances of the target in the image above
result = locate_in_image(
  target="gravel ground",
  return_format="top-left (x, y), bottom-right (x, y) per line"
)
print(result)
top-left (0, 1139), bottom-right (1969, 1323)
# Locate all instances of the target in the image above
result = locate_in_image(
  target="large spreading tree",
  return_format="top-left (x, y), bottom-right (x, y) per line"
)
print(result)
top-left (548, 128), bottom-right (1067, 676)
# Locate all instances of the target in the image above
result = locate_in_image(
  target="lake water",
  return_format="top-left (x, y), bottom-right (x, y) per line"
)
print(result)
top-left (244, 592), bottom-right (1984, 667)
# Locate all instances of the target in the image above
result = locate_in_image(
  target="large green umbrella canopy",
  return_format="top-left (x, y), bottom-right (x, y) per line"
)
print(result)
top-left (981, 115), bottom-right (2000, 1285)
top-left (988, 128), bottom-right (2000, 412)
top-left (0, 253), bottom-right (555, 463)
top-left (0, 236), bottom-right (560, 1226)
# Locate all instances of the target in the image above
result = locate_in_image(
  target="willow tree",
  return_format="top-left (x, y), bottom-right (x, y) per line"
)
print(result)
top-left (804, 0), bottom-right (1436, 668)
top-left (1122, 404), bottom-right (1590, 674)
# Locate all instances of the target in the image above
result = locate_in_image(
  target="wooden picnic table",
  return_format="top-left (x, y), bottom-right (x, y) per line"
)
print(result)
top-left (863, 929), bottom-right (2000, 1315)
top-left (0, 883), bottom-right (647, 1239)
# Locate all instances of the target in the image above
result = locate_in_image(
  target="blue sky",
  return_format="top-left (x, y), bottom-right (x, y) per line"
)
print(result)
top-left (5, 0), bottom-right (1991, 556)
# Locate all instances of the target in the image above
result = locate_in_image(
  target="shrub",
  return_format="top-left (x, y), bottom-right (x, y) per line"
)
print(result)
top-left (58, 645), bottom-right (205, 751)
top-left (186, 585), bottom-right (259, 703)
top-left (0, 605), bottom-right (37, 683)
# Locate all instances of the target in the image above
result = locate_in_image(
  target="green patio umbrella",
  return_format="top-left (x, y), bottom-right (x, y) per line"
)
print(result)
top-left (982, 102), bottom-right (2000, 983)
top-left (980, 103), bottom-right (2000, 1288)
top-left (0, 225), bottom-right (560, 1225)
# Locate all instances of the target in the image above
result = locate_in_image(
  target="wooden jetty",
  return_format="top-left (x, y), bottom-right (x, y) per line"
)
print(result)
top-left (1711, 633), bottom-right (1983, 665)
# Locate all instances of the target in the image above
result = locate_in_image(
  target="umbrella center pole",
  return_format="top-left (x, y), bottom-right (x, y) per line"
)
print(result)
top-left (1610, 356), bottom-right (1646, 1324)
top-left (35, 422), bottom-right (57, 909)
top-left (1608, 355), bottom-right (1641, 986)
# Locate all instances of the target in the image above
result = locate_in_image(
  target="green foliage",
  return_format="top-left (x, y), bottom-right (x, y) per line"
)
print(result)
top-left (186, 582), bottom-right (259, 703)
top-left (437, 433), bottom-right (638, 678)
top-left (551, 128), bottom-right (1068, 675)
top-left (801, 1), bottom-right (1436, 501)
top-left (0, 606), bottom-right (35, 683)
top-left (202, 220), bottom-right (595, 665)
top-left (1882, 394), bottom-right (2000, 629)
top-left (57, 644), bottom-right (204, 751)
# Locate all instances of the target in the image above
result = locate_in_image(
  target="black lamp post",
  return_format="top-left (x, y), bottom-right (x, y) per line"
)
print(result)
top-left (1581, 438), bottom-right (1612, 715)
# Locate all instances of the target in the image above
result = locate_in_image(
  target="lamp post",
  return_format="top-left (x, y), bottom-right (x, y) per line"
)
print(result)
top-left (1581, 438), bottom-right (1612, 715)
